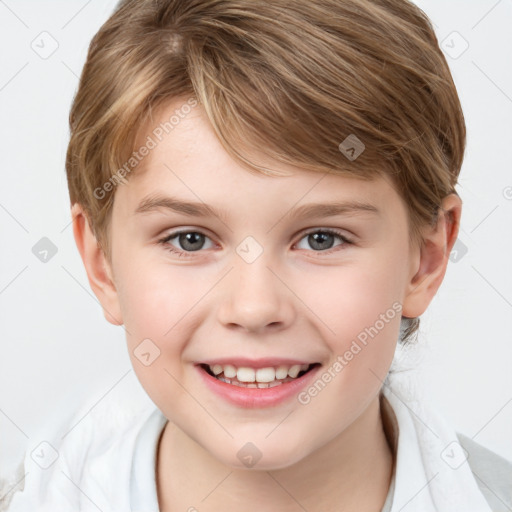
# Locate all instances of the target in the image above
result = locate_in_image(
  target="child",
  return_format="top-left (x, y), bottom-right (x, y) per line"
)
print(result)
top-left (4, 0), bottom-right (511, 511)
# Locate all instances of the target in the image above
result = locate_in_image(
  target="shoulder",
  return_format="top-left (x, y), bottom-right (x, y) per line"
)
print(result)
top-left (457, 432), bottom-right (512, 512)
top-left (5, 371), bottom-right (157, 511)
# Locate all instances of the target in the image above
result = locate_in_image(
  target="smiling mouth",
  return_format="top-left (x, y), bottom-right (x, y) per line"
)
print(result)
top-left (199, 363), bottom-right (321, 388)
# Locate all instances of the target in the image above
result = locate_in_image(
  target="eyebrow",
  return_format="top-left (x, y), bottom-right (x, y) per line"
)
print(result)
top-left (134, 193), bottom-right (380, 221)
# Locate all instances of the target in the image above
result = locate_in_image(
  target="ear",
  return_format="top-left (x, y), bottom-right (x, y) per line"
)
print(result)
top-left (71, 203), bottom-right (124, 326)
top-left (401, 193), bottom-right (462, 318)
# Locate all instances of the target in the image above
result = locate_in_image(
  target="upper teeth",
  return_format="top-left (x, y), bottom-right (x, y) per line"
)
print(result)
top-left (209, 363), bottom-right (311, 382)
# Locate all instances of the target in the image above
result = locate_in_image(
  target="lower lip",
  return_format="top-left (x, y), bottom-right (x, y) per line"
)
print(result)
top-left (196, 364), bottom-right (322, 408)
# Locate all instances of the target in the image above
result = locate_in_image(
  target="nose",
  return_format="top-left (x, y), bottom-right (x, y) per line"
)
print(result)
top-left (216, 254), bottom-right (296, 334)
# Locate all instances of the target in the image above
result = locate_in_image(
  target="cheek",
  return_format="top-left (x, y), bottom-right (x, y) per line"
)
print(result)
top-left (304, 261), bottom-right (402, 331)
top-left (115, 259), bottom-right (199, 350)
top-left (295, 255), bottom-right (403, 369)
top-left (116, 263), bottom-right (204, 409)
top-left (294, 269), bottom-right (401, 428)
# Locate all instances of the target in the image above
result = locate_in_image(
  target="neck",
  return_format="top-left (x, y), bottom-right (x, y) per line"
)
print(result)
top-left (157, 393), bottom-right (394, 512)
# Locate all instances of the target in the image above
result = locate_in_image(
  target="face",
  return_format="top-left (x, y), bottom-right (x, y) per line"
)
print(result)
top-left (104, 97), bottom-right (420, 470)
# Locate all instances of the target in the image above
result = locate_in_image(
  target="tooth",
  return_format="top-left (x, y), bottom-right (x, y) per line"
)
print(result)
top-left (255, 367), bottom-right (276, 382)
top-left (257, 382), bottom-right (270, 388)
top-left (211, 364), bottom-right (223, 375)
top-left (268, 381), bottom-right (283, 387)
top-left (288, 365), bottom-right (301, 378)
top-left (223, 365), bottom-right (237, 378)
top-left (275, 366), bottom-right (289, 380)
top-left (247, 383), bottom-right (258, 388)
top-left (213, 363), bottom-right (312, 384)
top-left (237, 367), bottom-right (256, 382)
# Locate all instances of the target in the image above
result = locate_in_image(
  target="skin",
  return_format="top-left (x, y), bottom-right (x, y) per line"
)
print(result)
top-left (72, 97), bottom-right (461, 511)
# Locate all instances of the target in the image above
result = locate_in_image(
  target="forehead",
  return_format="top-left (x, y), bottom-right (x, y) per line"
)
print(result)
top-left (115, 98), bottom-right (406, 223)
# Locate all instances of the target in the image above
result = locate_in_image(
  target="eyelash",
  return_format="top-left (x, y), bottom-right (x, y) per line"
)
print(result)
top-left (157, 228), bottom-right (353, 258)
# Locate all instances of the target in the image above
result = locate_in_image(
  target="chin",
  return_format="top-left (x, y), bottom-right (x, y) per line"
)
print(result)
top-left (209, 439), bottom-right (309, 472)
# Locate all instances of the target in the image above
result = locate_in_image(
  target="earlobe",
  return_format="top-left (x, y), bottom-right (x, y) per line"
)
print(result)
top-left (401, 194), bottom-right (462, 319)
top-left (71, 203), bottom-right (124, 326)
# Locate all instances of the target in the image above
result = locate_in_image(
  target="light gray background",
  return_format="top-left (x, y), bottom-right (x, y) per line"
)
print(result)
top-left (1, 0), bottom-right (511, 480)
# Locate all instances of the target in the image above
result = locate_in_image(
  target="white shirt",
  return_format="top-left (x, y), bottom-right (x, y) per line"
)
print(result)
top-left (3, 371), bottom-right (511, 512)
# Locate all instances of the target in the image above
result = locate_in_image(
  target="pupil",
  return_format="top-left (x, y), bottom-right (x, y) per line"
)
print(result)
top-left (180, 232), bottom-right (204, 251)
top-left (310, 232), bottom-right (334, 250)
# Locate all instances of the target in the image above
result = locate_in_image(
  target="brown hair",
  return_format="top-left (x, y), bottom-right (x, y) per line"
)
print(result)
top-left (65, 0), bottom-right (466, 344)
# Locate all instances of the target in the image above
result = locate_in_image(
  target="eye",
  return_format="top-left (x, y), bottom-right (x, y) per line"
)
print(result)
top-left (158, 230), bottom-right (214, 257)
top-left (157, 227), bottom-right (353, 258)
top-left (295, 228), bottom-right (353, 253)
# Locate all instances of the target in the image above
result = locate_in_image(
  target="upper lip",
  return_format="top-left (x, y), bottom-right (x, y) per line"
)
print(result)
top-left (196, 357), bottom-right (319, 368)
